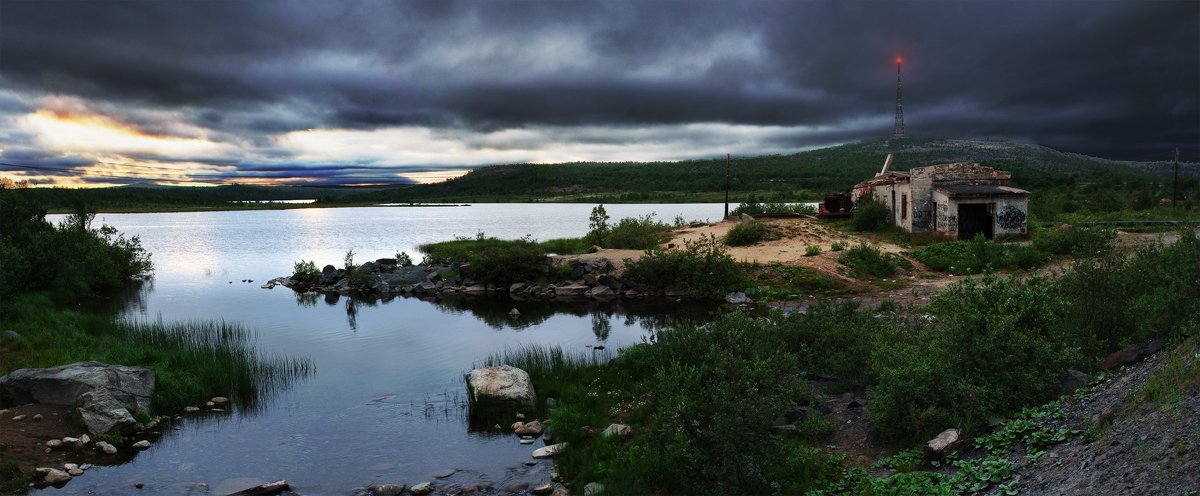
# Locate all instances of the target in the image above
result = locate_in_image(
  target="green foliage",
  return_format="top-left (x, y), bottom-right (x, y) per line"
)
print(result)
top-left (395, 251), bottom-right (414, 266)
top-left (622, 235), bottom-right (749, 298)
top-left (0, 191), bottom-right (151, 300)
top-left (852, 197), bottom-right (890, 232)
top-left (830, 240), bottom-right (848, 252)
top-left (869, 274), bottom-right (1080, 442)
top-left (910, 235), bottom-right (1053, 274)
top-left (873, 448), bottom-right (926, 473)
top-left (731, 196), bottom-right (817, 216)
top-left (1, 294), bottom-right (311, 413)
top-left (292, 259), bottom-right (319, 282)
top-left (584, 204), bottom-right (610, 246)
top-left (1032, 226), bottom-right (1116, 257)
top-left (724, 220), bottom-right (768, 246)
top-left (744, 263), bottom-right (851, 300)
top-left (607, 214), bottom-right (672, 249)
top-left (539, 237), bottom-right (592, 255)
top-left (778, 301), bottom-right (885, 389)
top-left (838, 242), bottom-right (898, 278)
top-left (541, 313), bottom-right (843, 495)
top-left (805, 244), bottom-right (822, 256)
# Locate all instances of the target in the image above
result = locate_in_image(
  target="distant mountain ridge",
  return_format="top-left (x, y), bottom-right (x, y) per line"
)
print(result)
top-left (334, 138), bottom-right (1195, 205)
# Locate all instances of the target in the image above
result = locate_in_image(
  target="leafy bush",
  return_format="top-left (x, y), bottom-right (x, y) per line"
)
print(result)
top-left (732, 196), bottom-right (817, 216)
top-left (583, 204), bottom-right (610, 246)
top-left (1032, 226), bottom-right (1115, 257)
top-left (805, 245), bottom-right (822, 256)
top-left (607, 214), bottom-right (672, 249)
top-left (911, 236), bottom-right (1051, 274)
top-left (778, 301), bottom-right (885, 389)
top-left (838, 242), bottom-right (897, 278)
top-left (830, 240), bottom-right (848, 252)
top-left (869, 274), bottom-right (1080, 442)
top-left (292, 260), bottom-right (319, 282)
top-left (0, 192), bottom-right (151, 300)
top-left (851, 197), bottom-right (889, 232)
top-left (622, 235), bottom-right (749, 298)
top-left (724, 220), bottom-right (768, 246)
top-left (421, 236), bottom-right (548, 285)
top-left (394, 252), bottom-right (414, 266)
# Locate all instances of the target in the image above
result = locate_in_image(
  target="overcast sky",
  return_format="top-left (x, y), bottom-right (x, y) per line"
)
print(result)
top-left (1, 0), bottom-right (1197, 186)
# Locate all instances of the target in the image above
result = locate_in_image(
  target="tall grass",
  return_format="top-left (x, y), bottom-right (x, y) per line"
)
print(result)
top-left (2, 295), bottom-right (312, 413)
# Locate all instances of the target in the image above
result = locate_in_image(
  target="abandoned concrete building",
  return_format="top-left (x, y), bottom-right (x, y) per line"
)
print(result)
top-left (851, 159), bottom-right (1030, 239)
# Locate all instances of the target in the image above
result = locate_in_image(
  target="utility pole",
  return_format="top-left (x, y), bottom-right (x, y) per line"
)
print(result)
top-left (893, 57), bottom-right (905, 139)
top-left (724, 153), bottom-right (731, 218)
top-left (1173, 147), bottom-right (1180, 209)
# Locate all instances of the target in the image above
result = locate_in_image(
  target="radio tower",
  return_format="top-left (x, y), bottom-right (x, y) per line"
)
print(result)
top-left (893, 57), bottom-right (906, 139)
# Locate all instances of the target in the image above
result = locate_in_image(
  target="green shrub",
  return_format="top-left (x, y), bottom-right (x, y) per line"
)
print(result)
top-left (869, 274), bottom-right (1079, 442)
top-left (724, 220), bottom-right (768, 246)
top-left (778, 301), bottom-right (884, 388)
top-left (420, 236), bottom-right (549, 284)
top-left (911, 236), bottom-right (1051, 274)
top-left (831, 240), bottom-right (848, 252)
top-left (805, 245), bottom-right (822, 256)
top-left (583, 204), bottom-right (610, 246)
top-left (622, 235), bottom-right (749, 298)
top-left (292, 260), bottom-right (319, 282)
top-left (838, 242), bottom-right (897, 278)
top-left (732, 196), bottom-right (817, 216)
top-left (1032, 226), bottom-right (1115, 257)
top-left (851, 197), bottom-right (889, 232)
top-left (539, 237), bottom-right (592, 255)
top-left (394, 252), bottom-right (414, 266)
top-left (607, 214), bottom-right (671, 249)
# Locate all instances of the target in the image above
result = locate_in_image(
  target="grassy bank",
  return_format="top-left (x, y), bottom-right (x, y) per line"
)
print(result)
top-left (487, 229), bottom-right (1199, 494)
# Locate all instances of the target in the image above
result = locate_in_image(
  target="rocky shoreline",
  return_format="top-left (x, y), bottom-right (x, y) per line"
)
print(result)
top-left (265, 257), bottom-right (694, 301)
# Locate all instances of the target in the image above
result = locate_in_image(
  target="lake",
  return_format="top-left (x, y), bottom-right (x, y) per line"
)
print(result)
top-left (37, 204), bottom-right (731, 495)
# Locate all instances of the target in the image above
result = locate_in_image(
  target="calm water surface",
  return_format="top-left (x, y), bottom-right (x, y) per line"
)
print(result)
top-left (38, 204), bottom-right (728, 495)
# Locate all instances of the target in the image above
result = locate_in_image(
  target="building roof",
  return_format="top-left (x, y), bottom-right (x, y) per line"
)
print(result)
top-left (935, 184), bottom-right (1030, 197)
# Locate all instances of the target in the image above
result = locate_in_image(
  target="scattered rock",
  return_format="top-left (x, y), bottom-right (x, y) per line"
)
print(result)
top-left (513, 420), bottom-right (546, 436)
top-left (184, 406), bottom-right (200, 413)
top-left (132, 440), bottom-right (151, 450)
top-left (555, 284), bottom-right (590, 297)
top-left (433, 469), bottom-right (456, 479)
top-left (847, 397), bottom-right (867, 409)
top-left (410, 482), bottom-right (434, 495)
top-left (584, 482), bottom-right (605, 496)
top-left (226, 480), bottom-right (290, 496)
top-left (506, 482), bottom-right (530, 493)
top-left (531, 483), bottom-right (554, 495)
top-left (67, 468), bottom-right (84, 476)
top-left (725, 292), bottom-right (749, 304)
top-left (467, 365), bottom-right (537, 410)
top-left (600, 423), bottom-right (631, 439)
top-left (1057, 368), bottom-right (1090, 396)
top-left (924, 428), bottom-right (961, 460)
top-left (368, 483), bottom-right (406, 496)
top-left (33, 413), bottom-right (44, 421)
top-left (46, 439), bottom-right (63, 449)
top-left (12, 414), bottom-right (26, 421)
top-left (95, 441), bottom-right (118, 455)
top-left (519, 437), bottom-right (535, 444)
top-left (533, 443), bottom-right (568, 458)
top-left (509, 307), bottom-right (521, 317)
top-left (36, 467), bottom-right (72, 485)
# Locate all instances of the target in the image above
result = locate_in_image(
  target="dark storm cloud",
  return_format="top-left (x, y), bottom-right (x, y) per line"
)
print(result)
top-left (0, 0), bottom-right (1196, 175)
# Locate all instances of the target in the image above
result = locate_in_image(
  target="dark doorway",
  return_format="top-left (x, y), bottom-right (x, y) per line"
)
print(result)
top-left (957, 203), bottom-right (994, 240)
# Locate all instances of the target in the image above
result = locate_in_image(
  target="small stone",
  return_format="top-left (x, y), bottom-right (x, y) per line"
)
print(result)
top-left (532, 443), bottom-right (568, 458)
top-left (515, 413), bottom-right (525, 420)
top-left (79, 434), bottom-right (91, 446)
top-left (33, 414), bottom-right (44, 421)
top-left (132, 440), bottom-right (151, 450)
top-left (924, 428), bottom-right (961, 460)
top-left (80, 464), bottom-right (92, 470)
top-left (211, 408), bottom-right (225, 412)
top-left (205, 402), bottom-right (215, 407)
top-left (62, 436), bottom-right (80, 446)
top-left (519, 437), bottom-right (535, 444)
top-left (532, 483), bottom-right (554, 495)
top-left (12, 414), bottom-right (26, 421)
top-left (600, 424), bottom-right (631, 439)
top-left (514, 420), bottom-right (546, 436)
top-left (507, 482), bottom-right (530, 493)
top-left (136, 483), bottom-right (144, 489)
top-left (410, 482), bottom-right (434, 495)
top-left (64, 463), bottom-right (78, 471)
top-left (368, 484), bottom-right (407, 496)
top-left (67, 469), bottom-right (83, 476)
top-left (183, 406), bottom-right (200, 413)
top-left (433, 469), bottom-right (456, 479)
top-left (37, 467), bottom-right (72, 485)
top-left (509, 308), bottom-right (521, 317)
top-left (96, 441), bottom-right (118, 455)
top-left (584, 482), bottom-right (605, 496)
top-left (524, 460), bottom-right (537, 466)
top-left (46, 440), bottom-right (63, 449)
top-left (211, 396), bottom-right (229, 404)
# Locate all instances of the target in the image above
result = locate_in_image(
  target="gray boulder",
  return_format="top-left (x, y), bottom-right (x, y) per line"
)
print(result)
top-left (725, 292), bottom-right (749, 304)
top-left (36, 467), bottom-right (72, 485)
top-left (409, 482), bottom-right (434, 495)
top-left (77, 387), bottom-right (139, 435)
top-left (0, 361), bottom-right (153, 412)
top-left (1057, 369), bottom-right (1090, 396)
top-left (924, 428), bottom-right (961, 460)
top-left (467, 365), bottom-right (536, 410)
top-left (1, 330), bottom-right (21, 341)
top-left (555, 284), bottom-right (590, 297)
top-left (320, 265), bottom-right (340, 284)
top-left (587, 286), bottom-right (615, 299)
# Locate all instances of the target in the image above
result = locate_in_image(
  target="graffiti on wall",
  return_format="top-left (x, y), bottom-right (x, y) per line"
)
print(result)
top-left (996, 204), bottom-right (1027, 230)
top-left (912, 201), bottom-right (933, 230)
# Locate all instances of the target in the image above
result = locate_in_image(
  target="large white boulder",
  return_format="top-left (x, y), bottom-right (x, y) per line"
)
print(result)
top-left (0, 361), bottom-right (153, 412)
top-left (467, 365), bottom-right (536, 410)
